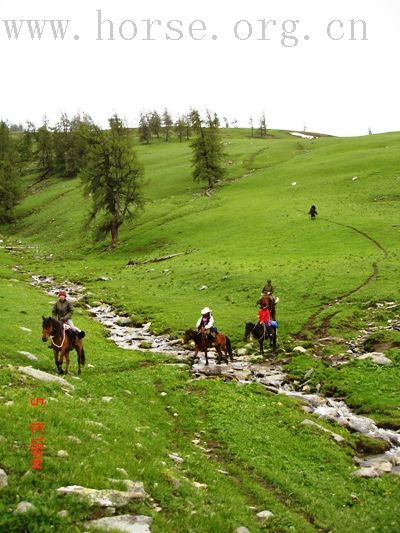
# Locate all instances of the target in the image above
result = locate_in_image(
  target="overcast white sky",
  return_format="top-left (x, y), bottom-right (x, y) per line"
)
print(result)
top-left (1, 0), bottom-right (399, 136)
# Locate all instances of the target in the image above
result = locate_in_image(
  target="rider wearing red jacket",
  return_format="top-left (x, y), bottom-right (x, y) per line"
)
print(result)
top-left (258, 305), bottom-right (270, 325)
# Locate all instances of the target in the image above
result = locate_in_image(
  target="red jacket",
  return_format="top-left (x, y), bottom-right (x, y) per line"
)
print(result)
top-left (258, 308), bottom-right (270, 323)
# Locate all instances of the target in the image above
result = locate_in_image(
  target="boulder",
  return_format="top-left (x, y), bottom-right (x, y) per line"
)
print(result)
top-left (17, 366), bottom-right (74, 390)
top-left (83, 514), bottom-right (152, 532)
top-left (256, 510), bottom-right (274, 520)
top-left (14, 501), bottom-right (36, 514)
top-left (293, 346), bottom-right (307, 354)
top-left (57, 482), bottom-right (145, 507)
top-left (357, 353), bottom-right (392, 365)
top-left (0, 469), bottom-right (8, 489)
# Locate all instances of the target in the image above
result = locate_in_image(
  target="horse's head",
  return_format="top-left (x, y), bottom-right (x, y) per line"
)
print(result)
top-left (183, 329), bottom-right (195, 344)
top-left (244, 322), bottom-right (254, 340)
top-left (42, 316), bottom-right (55, 342)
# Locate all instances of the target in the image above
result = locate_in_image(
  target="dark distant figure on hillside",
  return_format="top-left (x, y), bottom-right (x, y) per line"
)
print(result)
top-left (309, 205), bottom-right (318, 220)
top-left (262, 280), bottom-right (274, 295)
top-left (52, 291), bottom-right (85, 339)
top-left (196, 307), bottom-right (218, 338)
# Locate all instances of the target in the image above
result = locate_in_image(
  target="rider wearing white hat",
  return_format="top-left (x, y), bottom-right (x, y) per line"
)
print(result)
top-left (196, 307), bottom-right (218, 337)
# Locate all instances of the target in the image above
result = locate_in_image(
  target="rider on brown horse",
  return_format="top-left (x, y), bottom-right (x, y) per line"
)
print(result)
top-left (52, 290), bottom-right (85, 339)
top-left (196, 307), bottom-right (218, 339)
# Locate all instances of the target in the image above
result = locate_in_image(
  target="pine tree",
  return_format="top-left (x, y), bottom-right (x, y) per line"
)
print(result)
top-left (80, 114), bottom-right (145, 248)
top-left (0, 121), bottom-right (20, 222)
top-left (190, 109), bottom-right (225, 190)
top-left (138, 112), bottom-right (151, 144)
top-left (149, 111), bottom-right (161, 139)
top-left (36, 120), bottom-right (54, 174)
top-left (162, 108), bottom-right (173, 142)
top-left (175, 115), bottom-right (186, 143)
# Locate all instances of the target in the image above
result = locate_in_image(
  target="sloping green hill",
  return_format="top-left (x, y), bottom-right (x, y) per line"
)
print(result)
top-left (1, 129), bottom-right (400, 532)
top-left (7, 129), bottom-right (400, 336)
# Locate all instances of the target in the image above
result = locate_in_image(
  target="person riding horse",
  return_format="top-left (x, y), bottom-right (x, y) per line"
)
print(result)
top-left (257, 280), bottom-right (279, 321)
top-left (258, 303), bottom-right (270, 327)
top-left (262, 280), bottom-right (273, 295)
top-left (52, 290), bottom-right (85, 339)
top-left (196, 307), bottom-right (218, 339)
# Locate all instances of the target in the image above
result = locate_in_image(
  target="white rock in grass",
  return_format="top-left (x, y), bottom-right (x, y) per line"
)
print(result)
top-left (168, 453), bottom-right (184, 463)
top-left (57, 510), bottom-right (69, 518)
top-left (192, 481), bottom-right (208, 489)
top-left (236, 528), bottom-right (251, 533)
top-left (19, 327), bottom-right (32, 332)
top-left (357, 352), bottom-right (392, 365)
top-left (293, 346), bottom-right (307, 354)
top-left (19, 351), bottom-right (38, 361)
top-left (352, 176), bottom-right (358, 181)
top-left (102, 396), bottom-right (113, 403)
top-left (257, 510), bottom-right (274, 520)
top-left (14, 501), bottom-right (36, 514)
top-left (291, 182), bottom-right (297, 186)
top-left (57, 450), bottom-right (69, 458)
top-left (84, 514), bottom-right (152, 532)
top-left (57, 483), bottom-right (145, 507)
top-left (67, 436), bottom-right (82, 444)
top-left (116, 468), bottom-right (129, 478)
top-left (87, 364), bottom-right (95, 368)
top-left (0, 469), bottom-right (8, 489)
top-left (17, 366), bottom-right (74, 390)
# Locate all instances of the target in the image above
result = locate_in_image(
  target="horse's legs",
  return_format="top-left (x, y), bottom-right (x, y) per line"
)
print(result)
top-left (259, 340), bottom-right (264, 356)
top-left (64, 350), bottom-right (70, 375)
top-left (76, 346), bottom-right (82, 375)
top-left (58, 351), bottom-right (64, 374)
top-left (215, 345), bottom-right (223, 365)
top-left (53, 349), bottom-right (61, 373)
top-left (204, 348), bottom-right (209, 366)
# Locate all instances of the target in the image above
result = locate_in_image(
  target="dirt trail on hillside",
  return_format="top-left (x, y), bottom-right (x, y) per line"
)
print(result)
top-left (299, 218), bottom-right (388, 338)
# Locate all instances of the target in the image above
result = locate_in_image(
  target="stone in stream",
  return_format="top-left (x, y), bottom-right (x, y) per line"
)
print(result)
top-left (84, 514), bottom-right (152, 532)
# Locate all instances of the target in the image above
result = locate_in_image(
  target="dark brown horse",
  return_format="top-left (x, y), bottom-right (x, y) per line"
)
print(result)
top-left (244, 321), bottom-right (277, 355)
top-left (184, 328), bottom-right (233, 365)
top-left (42, 316), bottom-right (85, 375)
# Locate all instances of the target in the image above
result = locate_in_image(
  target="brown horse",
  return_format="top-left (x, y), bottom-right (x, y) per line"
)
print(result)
top-left (184, 328), bottom-right (233, 365)
top-left (42, 316), bottom-right (85, 375)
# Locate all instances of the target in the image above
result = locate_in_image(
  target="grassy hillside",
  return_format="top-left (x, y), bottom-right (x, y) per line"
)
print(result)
top-left (1, 128), bottom-right (400, 532)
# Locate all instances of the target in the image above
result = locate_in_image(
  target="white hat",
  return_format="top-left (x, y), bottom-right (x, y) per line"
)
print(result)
top-left (201, 307), bottom-right (212, 315)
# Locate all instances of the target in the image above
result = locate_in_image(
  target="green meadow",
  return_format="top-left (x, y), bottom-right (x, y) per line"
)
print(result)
top-left (1, 128), bottom-right (399, 532)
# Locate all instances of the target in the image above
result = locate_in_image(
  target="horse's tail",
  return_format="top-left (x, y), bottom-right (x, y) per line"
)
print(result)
top-left (226, 336), bottom-right (233, 360)
top-left (80, 348), bottom-right (85, 367)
